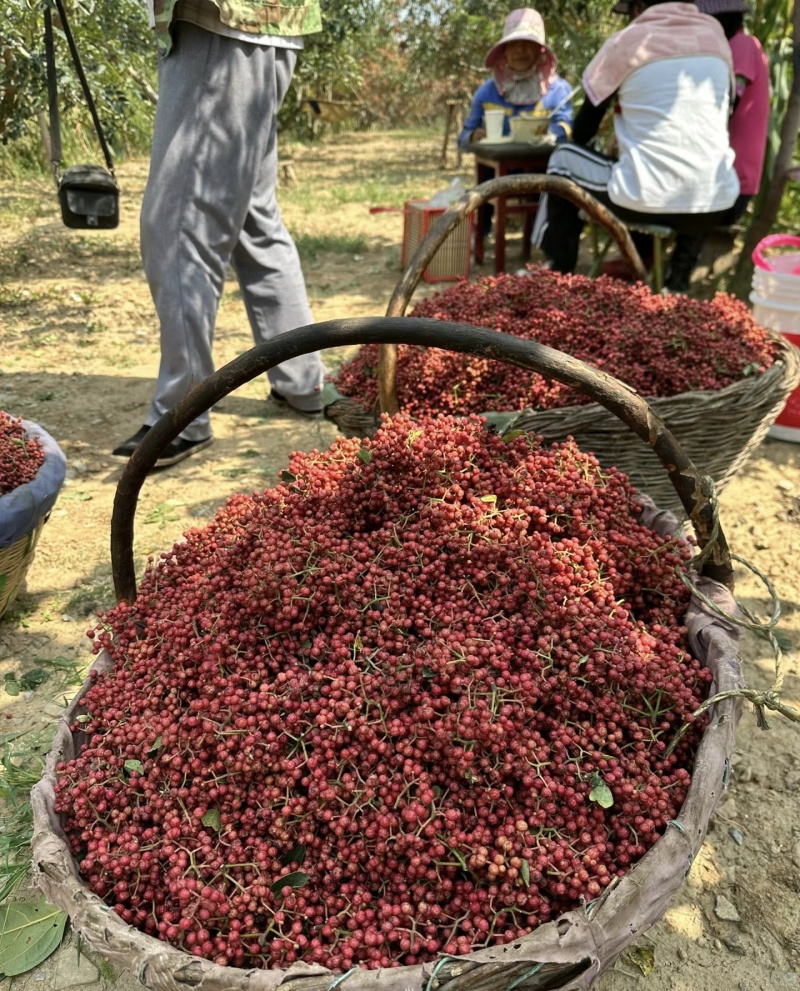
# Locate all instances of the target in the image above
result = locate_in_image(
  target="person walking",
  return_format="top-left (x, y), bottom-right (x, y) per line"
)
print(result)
top-left (113, 0), bottom-right (326, 469)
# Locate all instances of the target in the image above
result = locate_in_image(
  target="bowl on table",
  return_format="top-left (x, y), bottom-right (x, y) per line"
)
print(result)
top-left (509, 114), bottom-right (550, 143)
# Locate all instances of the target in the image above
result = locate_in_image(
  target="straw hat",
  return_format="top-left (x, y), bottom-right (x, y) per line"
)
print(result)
top-left (484, 9), bottom-right (556, 69)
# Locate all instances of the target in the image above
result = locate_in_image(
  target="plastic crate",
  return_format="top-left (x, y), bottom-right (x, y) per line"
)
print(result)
top-left (402, 200), bottom-right (472, 283)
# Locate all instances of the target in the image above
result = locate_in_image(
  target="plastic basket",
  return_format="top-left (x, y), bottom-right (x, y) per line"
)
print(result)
top-left (402, 200), bottom-right (472, 283)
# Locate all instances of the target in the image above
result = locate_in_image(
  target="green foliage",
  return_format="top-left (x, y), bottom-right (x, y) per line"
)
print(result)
top-left (751, 0), bottom-right (792, 47)
top-left (293, 231), bottom-right (368, 259)
top-left (0, 729), bottom-right (50, 901)
top-left (278, 0), bottom-right (377, 138)
top-left (398, 0), bottom-right (615, 106)
top-left (744, 0), bottom-right (796, 228)
top-left (2, 0), bottom-right (157, 169)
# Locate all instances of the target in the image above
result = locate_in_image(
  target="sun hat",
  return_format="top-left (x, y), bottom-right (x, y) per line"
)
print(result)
top-left (484, 9), bottom-right (556, 69)
top-left (696, 0), bottom-right (748, 12)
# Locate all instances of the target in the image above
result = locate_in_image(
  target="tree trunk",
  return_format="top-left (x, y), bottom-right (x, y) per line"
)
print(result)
top-left (730, 0), bottom-right (800, 297)
top-left (38, 110), bottom-right (53, 167)
top-left (130, 69), bottom-right (158, 106)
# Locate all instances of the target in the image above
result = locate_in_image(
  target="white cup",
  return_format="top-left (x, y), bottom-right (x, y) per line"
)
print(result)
top-left (483, 109), bottom-right (506, 142)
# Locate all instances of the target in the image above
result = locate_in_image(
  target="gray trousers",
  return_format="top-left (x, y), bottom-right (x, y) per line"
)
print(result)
top-left (140, 23), bottom-right (326, 440)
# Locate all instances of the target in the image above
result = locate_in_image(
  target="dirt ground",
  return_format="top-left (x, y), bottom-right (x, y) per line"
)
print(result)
top-left (0, 131), bottom-right (799, 991)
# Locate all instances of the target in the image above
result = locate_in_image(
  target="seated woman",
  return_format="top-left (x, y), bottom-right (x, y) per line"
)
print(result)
top-left (458, 8), bottom-right (573, 150)
top-left (666, 0), bottom-right (770, 292)
top-left (532, 0), bottom-right (741, 275)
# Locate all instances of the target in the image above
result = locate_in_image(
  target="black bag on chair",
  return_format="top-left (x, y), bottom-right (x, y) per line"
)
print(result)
top-left (44, 0), bottom-right (120, 230)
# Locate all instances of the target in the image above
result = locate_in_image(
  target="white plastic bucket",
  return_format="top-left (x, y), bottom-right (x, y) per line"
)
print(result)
top-left (751, 235), bottom-right (800, 442)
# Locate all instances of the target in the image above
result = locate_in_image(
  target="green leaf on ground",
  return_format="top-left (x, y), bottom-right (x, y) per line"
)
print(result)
top-left (628, 944), bottom-right (655, 976)
top-left (0, 898), bottom-right (68, 977)
top-left (356, 449), bottom-right (372, 465)
top-left (123, 760), bottom-right (144, 775)
top-left (18, 670), bottom-right (51, 692)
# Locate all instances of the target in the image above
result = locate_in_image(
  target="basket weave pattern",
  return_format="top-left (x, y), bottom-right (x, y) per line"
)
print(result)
top-left (0, 515), bottom-right (46, 619)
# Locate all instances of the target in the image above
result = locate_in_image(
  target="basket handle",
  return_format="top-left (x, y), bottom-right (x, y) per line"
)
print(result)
top-left (379, 174), bottom-right (648, 415)
top-left (752, 234), bottom-right (800, 272)
top-left (111, 317), bottom-right (732, 605)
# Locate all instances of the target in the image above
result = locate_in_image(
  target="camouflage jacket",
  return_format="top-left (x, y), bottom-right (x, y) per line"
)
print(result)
top-left (153, 0), bottom-right (321, 55)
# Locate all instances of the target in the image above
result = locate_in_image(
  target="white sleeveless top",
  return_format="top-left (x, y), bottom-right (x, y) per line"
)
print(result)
top-left (609, 56), bottom-right (739, 214)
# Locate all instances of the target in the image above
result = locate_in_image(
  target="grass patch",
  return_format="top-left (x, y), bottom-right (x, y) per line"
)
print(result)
top-left (0, 726), bottom-right (57, 900)
top-left (293, 231), bottom-right (368, 260)
top-left (0, 285), bottom-right (54, 310)
top-left (0, 657), bottom-right (83, 897)
top-left (0, 191), bottom-right (52, 226)
top-left (329, 180), bottom-right (409, 208)
top-left (63, 578), bottom-right (116, 619)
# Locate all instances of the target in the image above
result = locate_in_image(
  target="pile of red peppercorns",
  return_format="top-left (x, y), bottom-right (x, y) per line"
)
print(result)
top-left (332, 269), bottom-right (778, 416)
top-left (0, 412), bottom-right (45, 496)
top-left (56, 414), bottom-right (710, 972)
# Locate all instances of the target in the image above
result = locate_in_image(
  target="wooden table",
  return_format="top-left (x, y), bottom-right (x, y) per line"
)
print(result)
top-left (469, 140), bottom-right (555, 273)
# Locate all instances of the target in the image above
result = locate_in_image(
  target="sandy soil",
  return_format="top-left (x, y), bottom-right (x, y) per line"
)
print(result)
top-left (0, 131), bottom-right (798, 991)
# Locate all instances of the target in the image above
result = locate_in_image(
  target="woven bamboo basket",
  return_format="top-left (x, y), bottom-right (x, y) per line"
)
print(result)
top-left (32, 317), bottom-right (743, 991)
top-left (0, 518), bottom-right (48, 619)
top-left (323, 176), bottom-right (800, 514)
top-left (0, 419), bottom-right (67, 620)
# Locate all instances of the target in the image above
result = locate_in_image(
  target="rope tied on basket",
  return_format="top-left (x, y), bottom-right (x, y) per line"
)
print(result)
top-left (423, 958), bottom-right (547, 991)
top-left (425, 955), bottom-right (458, 991)
top-left (326, 968), bottom-right (359, 991)
top-left (505, 963), bottom-right (545, 990)
top-left (666, 486), bottom-right (800, 755)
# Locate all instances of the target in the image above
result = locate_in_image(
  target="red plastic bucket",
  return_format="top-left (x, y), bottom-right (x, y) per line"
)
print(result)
top-left (751, 235), bottom-right (800, 441)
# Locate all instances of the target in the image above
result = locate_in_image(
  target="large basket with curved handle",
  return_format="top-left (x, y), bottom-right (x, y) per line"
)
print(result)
top-left (323, 177), bottom-right (800, 514)
top-left (32, 318), bottom-right (742, 991)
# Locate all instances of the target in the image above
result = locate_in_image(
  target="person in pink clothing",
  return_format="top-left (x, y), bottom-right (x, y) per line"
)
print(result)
top-left (720, 3), bottom-right (770, 194)
top-left (665, 0), bottom-right (770, 291)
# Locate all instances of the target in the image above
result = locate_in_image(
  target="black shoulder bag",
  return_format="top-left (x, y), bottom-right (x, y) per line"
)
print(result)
top-left (44, 0), bottom-right (119, 229)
